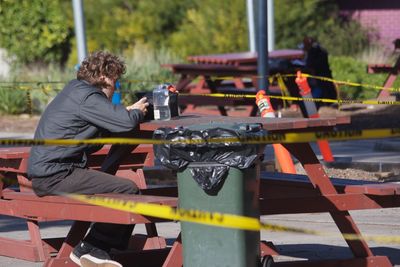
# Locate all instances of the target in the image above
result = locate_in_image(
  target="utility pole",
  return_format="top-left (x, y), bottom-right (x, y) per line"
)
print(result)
top-left (257, 0), bottom-right (269, 92)
top-left (250, 0), bottom-right (274, 52)
top-left (268, 0), bottom-right (274, 51)
top-left (72, 0), bottom-right (87, 64)
top-left (247, 0), bottom-right (256, 52)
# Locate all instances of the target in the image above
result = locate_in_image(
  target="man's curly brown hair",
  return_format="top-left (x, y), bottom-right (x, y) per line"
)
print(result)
top-left (77, 51), bottom-right (126, 89)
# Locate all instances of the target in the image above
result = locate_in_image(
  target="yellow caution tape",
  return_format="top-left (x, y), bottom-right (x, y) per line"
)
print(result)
top-left (211, 73), bottom-right (400, 93)
top-left (276, 74), bottom-right (290, 108)
top-left (1, 128), bottom-right (400, 146)
top-left (0, 137), bottom-right (161, 146)
top-left (1, 72), bottom-right (398, 94)
top-left (279, 73), bottom-right (400, 93)
top-left (69, 194), bottom-right (400, 244)
top-left (181, 92), bottom-right (400, 105)
top-left (0, 71), bottom-right (398, 117)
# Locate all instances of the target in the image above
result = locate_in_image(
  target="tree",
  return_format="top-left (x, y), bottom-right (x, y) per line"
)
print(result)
top-left (130, 0), bottom-right (195, 48)
top-left (0, 0), bottom-right (71, 64)
top-left (67, 0), bottom-right (194, 65)
top-left (67, 0), bottom-right (193, 54)
top-left (169, 0), bottom-right (248, 57)
top-left (274, 0), bottom-right (371, 56)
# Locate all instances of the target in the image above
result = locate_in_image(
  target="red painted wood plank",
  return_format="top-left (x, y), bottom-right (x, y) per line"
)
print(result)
top-left (187, 50), bottom-right (304, 65)
top-left (345, 183), bottom-right (400, 195)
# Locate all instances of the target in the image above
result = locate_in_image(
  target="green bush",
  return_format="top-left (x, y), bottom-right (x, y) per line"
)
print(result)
top-left (0, 86), bottom-right (29, 114)
top-left (0, 0), bottom-right (71, 64)
top-left (0, 63), bottom-right (74, 114)
top-left (169, 0), bottom-right (248, 56)
top-left (67, 0), bottom-right (193, 67)
top-left (330, 56), bottom-right (387, 100)
top-left (275, 0), bottom-right (371, 57)
top-left (120, 46), bottom-right (182, 104)
top-left (1, 46), bottom-right (180, 113)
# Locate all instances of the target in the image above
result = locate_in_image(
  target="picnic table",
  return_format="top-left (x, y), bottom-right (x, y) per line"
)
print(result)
top-left (1, 114), bottom-right (399, 266)
top-left (0, 144), bottom-right (178, 266)
top-left (140, 114), bottom-right (398, 267)
top-left (163, 49), bottom-right (305, 116)
top-left (187, 49), bottom-right (304, 66)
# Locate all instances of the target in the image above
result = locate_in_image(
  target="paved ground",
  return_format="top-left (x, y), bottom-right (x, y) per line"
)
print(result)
top-left (1, 132), bottom-right (400, 266)
top-left (1, 209), bottom-right (400, 266)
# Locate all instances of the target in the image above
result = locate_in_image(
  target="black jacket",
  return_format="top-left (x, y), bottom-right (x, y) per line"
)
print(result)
top-left (306, 44), bottom-right (337, 100)
top-left (27, 79), bottom-right (143, 179)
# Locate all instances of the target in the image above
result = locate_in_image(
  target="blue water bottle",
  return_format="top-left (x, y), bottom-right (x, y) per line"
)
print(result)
top-left (112, 80), bottom-right (122, 105)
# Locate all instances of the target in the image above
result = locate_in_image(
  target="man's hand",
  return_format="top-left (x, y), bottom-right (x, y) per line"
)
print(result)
top-left (126, 97), bottom-right (149, 115)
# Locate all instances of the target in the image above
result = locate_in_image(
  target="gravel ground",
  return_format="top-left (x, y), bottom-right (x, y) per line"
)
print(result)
top-left (295, 163), bottom-right (380, 181)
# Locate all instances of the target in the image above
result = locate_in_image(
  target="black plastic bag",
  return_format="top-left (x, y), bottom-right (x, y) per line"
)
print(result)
top-left (153, 123), bottom-right (266, 192)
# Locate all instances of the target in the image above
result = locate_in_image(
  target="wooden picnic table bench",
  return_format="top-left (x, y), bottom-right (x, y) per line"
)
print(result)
top-left (0, 189), bottom-right (177, 267)
top-left (260, 172), bottom-right (400, 214)
top-left (140, 114), bottom-right (396, 267)
top-left (0, 144), bottom-right (181, 266)
top-left (164, 50), bottom-right (305, 116)
top-left (0, 144), bottom-right (154, 192)
top-left (187, 50), bottom-right (304, 66)
top-left (162, 63), bottom-right (261, 116)
top-left (141, 169), bottom-right (400, 266)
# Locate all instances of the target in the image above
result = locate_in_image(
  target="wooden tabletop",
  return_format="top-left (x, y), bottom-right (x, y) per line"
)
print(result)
top-left (140, 114), bottom-right (350, 132)
top-left (162, 63), bottom-right (257, 76)
top-left (0, 115), bottom-right (350, 159)
top-left (187, 49), bottom-right (304, 66)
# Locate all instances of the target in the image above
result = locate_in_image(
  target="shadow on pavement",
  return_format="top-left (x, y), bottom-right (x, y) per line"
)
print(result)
top-left (0, 215), bottom-right (72, 232)
top-left (275, 243), bottom-right (400, 265)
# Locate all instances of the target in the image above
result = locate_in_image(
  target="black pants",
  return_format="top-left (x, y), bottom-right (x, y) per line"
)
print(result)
top-left (32, 143), bottom-right (140, 251)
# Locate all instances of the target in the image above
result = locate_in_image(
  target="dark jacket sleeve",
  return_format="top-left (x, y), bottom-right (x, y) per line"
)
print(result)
top-left (79, 92), bottom-right (144, 132)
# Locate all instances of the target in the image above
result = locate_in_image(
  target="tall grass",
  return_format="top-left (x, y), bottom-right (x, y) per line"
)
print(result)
top-left (0, 47), bottom-right (182, 114)
top-left (121, 45), bottom-right (182, 104)
top-left (356, 45), bottom-right (396, 65)
top-left (0, 63), bottom-right (73, 114)
top-left (124, 44), bottom-right (181, 84)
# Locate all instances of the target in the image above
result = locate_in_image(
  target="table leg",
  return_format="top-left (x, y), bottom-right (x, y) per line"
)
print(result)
top-left (205, 77), bottom-right (228, 116)
top-left (283, 142), bottom-right (374, 258)
top-left (175, 74), bottom-right (195, 92)
top-left (377, 56), bottom-right (400, 99)
top-left (176, 74), bottom-right (201, 114)
top-left (163, 234), bottom-right (183, 267)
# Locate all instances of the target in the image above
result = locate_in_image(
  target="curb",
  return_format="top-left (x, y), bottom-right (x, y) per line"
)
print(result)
top-left (0, 133), bottom-right (34, 139)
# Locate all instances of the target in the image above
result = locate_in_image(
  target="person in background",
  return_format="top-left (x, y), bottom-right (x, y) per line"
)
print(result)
top-left (301, 36), bottom-right (338, 108)
top-left (27, 51), bottom-right (148, 267)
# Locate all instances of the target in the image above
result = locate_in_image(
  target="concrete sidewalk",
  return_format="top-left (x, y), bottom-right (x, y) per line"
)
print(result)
top-left (0, 209), bottom-right (399, 266)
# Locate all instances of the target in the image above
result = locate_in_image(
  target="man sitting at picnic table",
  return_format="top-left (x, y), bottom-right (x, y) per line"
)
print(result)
top-left (27, 51), bottom-right (149, 267)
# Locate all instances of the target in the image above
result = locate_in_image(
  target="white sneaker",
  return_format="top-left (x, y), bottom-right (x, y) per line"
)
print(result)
top-left (80, 248), bottom-right (122, 267)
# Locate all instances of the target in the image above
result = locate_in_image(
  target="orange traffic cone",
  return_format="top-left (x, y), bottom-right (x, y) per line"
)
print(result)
top-left (256, 91), bottom-right (296, 174)
top-left (295, 71), bottom-right (334, 162)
